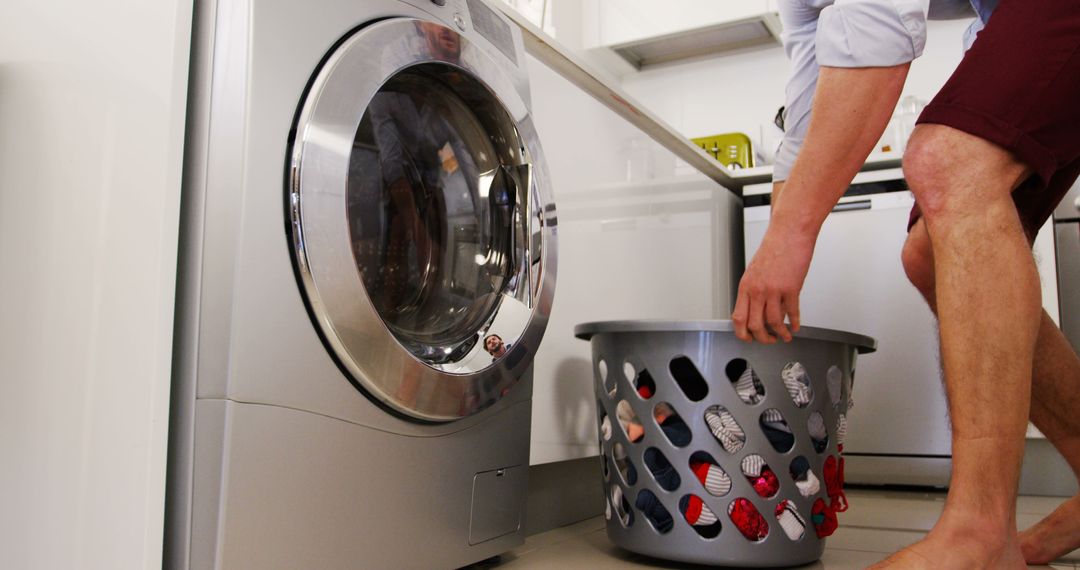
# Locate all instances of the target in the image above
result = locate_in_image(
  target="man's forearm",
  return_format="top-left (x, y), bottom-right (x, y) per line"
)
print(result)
top-left (772, 64), bottom-right (910, 236)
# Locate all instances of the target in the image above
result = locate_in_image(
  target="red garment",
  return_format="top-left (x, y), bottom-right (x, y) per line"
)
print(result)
top-left (728, 498), bottom-right (768, 541)
top-left (637, 385), bottom-right (653, 399)
top-left (811, 498), bottom-right (838, 538)
top-left (748, 467), bottom-right (780, 498)
top-left (683, 495), bottom-right (704, 524)
top-left (823, 455), bottom-right (848, 512)
top-left (691, 460), bottom-right (710, 484)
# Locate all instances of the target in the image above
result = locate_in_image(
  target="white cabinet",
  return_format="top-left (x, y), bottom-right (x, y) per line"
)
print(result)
top-left (581, 0), bottom-right (781, 73)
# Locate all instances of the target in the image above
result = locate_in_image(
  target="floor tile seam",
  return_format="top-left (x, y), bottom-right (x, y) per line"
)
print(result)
top-left (835, 523), bottom-right (930, 534)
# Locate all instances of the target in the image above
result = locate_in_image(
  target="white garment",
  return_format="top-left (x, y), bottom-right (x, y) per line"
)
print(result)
top-left (796, 469), bottom-right (822, 497)
top-left (705, 405), bottom-right (746, 454)
top-left (781, 362), bottom-right (814, 407)
top-left (777, 500), bottom-right (808, 540)
top-left (734, 367), bottom-right (765, 405)
top-left (699, 463), bottom-right (732, 497)
top-left (741, 454), bottom-right (767, 478)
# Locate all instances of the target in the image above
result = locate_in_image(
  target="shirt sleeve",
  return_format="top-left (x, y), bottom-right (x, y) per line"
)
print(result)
top-left (773, 0), bottom-right (928, 182)
top-left (816, 0), bottom-right (928, 67)
top-left (773, 0), bottom-right (823, 182)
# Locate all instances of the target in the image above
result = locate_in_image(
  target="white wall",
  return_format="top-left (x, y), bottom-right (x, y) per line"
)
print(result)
top-left (525, 54), bottom-right (741, 464)
top-left (619, 20), bottom-right (974, 153)
top-left (0, 2), bottom-right (192, 569)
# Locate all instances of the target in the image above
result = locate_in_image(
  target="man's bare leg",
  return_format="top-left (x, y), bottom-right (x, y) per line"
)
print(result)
top-left (871, 123), bottom-right (1037, 568)
top-left (1018, 312), bottom-right (1080, 563)
top-left (903, 219), bottom-right (1080, 564)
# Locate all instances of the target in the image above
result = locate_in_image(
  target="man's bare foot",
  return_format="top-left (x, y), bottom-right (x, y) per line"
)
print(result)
top-left (869, 525), bottom-right (1026, 569)
top-left (1019, 494), bottom-right (1080, 565)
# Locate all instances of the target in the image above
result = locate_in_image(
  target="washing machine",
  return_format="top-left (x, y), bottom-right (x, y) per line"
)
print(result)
top-left (165, 0), bottom-right (557, 567)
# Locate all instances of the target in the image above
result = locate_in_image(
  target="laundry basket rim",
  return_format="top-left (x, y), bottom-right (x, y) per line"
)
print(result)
top-left (573, 319), bottom-right (876, 354)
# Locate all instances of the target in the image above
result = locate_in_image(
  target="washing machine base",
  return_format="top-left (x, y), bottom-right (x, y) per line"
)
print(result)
top-left (187, 399), bottom-right (532, 570)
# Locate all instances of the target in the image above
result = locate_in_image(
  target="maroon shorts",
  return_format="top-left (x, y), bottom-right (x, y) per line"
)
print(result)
top-left (908, 0), bottom-right (1080, 241)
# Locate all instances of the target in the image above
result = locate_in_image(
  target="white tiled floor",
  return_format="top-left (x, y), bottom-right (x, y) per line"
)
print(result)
top-left (472, 489), bottom-right (1080, 569)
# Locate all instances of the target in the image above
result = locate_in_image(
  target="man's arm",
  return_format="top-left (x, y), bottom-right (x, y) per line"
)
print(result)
top-left (733, 64), bottom-right (909, 343)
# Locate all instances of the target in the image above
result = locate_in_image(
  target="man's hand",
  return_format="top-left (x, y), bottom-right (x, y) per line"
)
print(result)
top-left (732, 227), bottom-right (815, 344)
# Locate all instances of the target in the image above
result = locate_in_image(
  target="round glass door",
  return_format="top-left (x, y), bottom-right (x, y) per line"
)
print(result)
top-left (351, 64), bottom-right (524, 365)
top-left (288, 17), bottom-right (557, 421)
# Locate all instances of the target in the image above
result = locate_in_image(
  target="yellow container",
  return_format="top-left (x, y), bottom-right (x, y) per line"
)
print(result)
top-left (691, 133), bottom-right (754, 169)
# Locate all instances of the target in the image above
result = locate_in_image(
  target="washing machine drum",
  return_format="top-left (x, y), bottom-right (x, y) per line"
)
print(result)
top-left (288, 17), bottom-right (556, 422)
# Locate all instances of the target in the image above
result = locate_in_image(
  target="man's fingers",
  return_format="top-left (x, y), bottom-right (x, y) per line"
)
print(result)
top-left (784, 293), bottom-right (801, 334)
top-left (732, 287), bottom-right (751, 342)
top-left (748, 294), bottom-right (776, 344)
top-left (766, 294), bottom-right (792, 342)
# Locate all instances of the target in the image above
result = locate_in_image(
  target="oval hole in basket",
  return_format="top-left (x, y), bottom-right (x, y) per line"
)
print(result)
top-left (598, 406), bottom-right (612, 442)
top-left (725, 358), bottom-right (765, 404)
top-left (680, 494), bottom-right (722, 538)
top-left (599, 359), bottom-right (614, 397)
top-left (789, 456), bottom-right (821, 498)
top-left (781, 361), bottom-right (814, 408)
top-left (601, 453), bottom-right (611, 481)
top-left (808, 411), bottom-right (830, 453)
top-left (826, 365), bottom-right (843, 405)
top-left (703, 405), bottom-right (745, 454)
top-left (775, 499), bottom-right (807, 541)
top-left (728, 497), bottom-right (769, 542)
top-left (740, 454), bottom-right (780, 499)
top-left (643, 447), bottom-right (680, 491)
top-left (668, 356), bottom-right (709, 401)
top-left (654, 402), bottom-right (691, 447)
top-left (613, 442), bottom-right (637, 485)
top-left (612, 486), bottom-right (633, 527)
top-left (759, 408), bottom-right (795, 453)
top-left (635, 489), bottom-right (673, 534)
top-left (634, 368), bottom-right (656, 399)
top-left (688, 451), bottom-right (732, 497)
top-left (616, 400), bottom-right (644, 443)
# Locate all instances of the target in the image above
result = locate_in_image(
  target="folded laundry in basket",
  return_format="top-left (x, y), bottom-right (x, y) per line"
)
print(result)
top-left (644, 449), bottom-right (680, 490)
top-left (635, 489), bottom-right (674, 533)
top-left (781, 362), bottom-right (813, 407)
top-left (790, 456), bottom-right (822, 497)
top-left (690, 460), bottom-right (732, 496)
top-left (775, 500), bottom-right (807, 540)
top-left (761, 408), bottom-right (796, 451)
top-left (733, 367), bottom-right (766, 405)
top-left (704, 406), bottom-right (745, 454)
top-left (679, 495), bottom-right (719, 526)
top-left (808, 413), bottom-right (829, 453)
top-left (728, 498), bottom-right (769, 541)
top-left (741, 455), bottom-right (780, 498)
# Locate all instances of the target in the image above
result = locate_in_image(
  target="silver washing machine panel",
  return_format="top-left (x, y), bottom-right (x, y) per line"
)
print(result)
top-left (289, 17), bottom-right (556, 421)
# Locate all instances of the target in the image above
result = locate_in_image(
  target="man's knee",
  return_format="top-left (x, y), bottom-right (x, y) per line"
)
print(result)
top-left (903, 124), bottom-right (1029, 224)
top-left (901, 231), bottom-right (934, 299)
top-left (902, 128), bottom-right (958, 222)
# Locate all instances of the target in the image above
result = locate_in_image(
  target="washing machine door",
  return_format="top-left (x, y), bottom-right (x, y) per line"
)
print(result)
top-left (289, 17), bottom-right (556, 422)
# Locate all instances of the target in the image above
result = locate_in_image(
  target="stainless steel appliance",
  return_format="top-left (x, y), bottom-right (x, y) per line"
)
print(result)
top-left (166, 1), bottom-right (557, 568)
top-left (1055, 180), bottom-right (1080, 353)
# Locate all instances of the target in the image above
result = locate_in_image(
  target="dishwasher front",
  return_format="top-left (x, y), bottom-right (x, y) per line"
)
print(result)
top-left (744, 169), bottom-right (951, 486)
top-left (743, 167), bottom-right (1063, 487)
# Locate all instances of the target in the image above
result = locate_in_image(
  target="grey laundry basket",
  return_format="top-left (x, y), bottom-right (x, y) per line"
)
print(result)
top-left (575, 320), bottom-right (876, 568)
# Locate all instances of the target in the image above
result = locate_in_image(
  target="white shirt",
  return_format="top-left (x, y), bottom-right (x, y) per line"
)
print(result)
top-left (773, 0), bottom-right (998, 182)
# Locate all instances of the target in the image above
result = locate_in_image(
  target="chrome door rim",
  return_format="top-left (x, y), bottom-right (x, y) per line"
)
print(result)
top-left (289, 17), bottom-right (556, 421)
